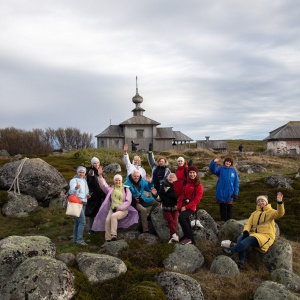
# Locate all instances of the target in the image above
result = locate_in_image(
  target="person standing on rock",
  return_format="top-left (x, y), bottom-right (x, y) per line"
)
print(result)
top-left (222, 192), bottom-right (285, 269)
top-left (152, 173), bottom-right (180, 243)
top-left (123, 143), bottom-right (146, 178)
top-left (85, 157), bottom-right (106, 234)
top-left (69, 166), bottom-right (90, 246)
top-left (177, 165), bottom-right (204, 245)
top-left (209, 156), bottom-right (239, 222)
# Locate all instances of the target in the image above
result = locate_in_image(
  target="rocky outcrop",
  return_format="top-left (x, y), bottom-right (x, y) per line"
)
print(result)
top-left (0, 158), bottom-right (68, 202)
top-left (157, 271), bottom-right (205, 300)
top-left (76, 252), bottom-right (127, 283)
top-left (0, 256), bottom-right (75, 300)
top-left (0, 235), bottom-right (75, 299)
top-left (103, 163), bottom-right (121, 173)
top-left (238, 164), bottom-right (267, 173)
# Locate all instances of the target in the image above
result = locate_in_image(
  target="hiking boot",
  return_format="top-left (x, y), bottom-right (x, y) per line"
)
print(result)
top-left (181, 238), bottom-right (192, 245)
top-left (222, 248), bottom-right (233, 256)
top-left (111, 236), bottom-right (117, 241)
top-left (237, 260), bottom-right (246, 269)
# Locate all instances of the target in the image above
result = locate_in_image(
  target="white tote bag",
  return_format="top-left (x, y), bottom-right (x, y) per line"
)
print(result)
top-left (66, 202), bottom-right (83, 217)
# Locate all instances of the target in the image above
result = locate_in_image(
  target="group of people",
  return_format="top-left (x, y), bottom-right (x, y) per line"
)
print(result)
top-left (68, 145), bottom-right (285, 269)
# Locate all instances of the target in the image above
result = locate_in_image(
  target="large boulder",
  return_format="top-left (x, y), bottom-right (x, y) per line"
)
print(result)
top-left (254, 280), bottom-right (299, 300)
top-left (0, 235), bottom-right (56, 290)
top-left (0, 158), bottom-right (68, 202)
top-left (218, 219), bottom-right (244, 242)
top-left (0, 149), bottom-right (10, 157)
top-left (0, 256), bottom-right (75, 300)
top-left (163, 244), bottom-right (204, 273)
top-left (101, 239), bottom-right (129, 256)
top-left (238, 164), bottom-right (267, 173)
top-left (76, 252), bottom-right (127, 283)
top-left (103, 163), bottom-right (121, 173)
top-left (157, 271), bottom-right (204, 300)
top-left (2, 192), bottom-right (39, 216)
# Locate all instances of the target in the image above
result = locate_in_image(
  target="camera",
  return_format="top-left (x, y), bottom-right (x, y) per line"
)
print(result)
top-left (112, 207), bottom-right (117, 213)
top-left (184, 198), bottom-right (190, 204)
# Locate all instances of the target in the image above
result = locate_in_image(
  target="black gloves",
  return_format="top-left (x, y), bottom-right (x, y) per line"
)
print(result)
top-left (187, 159), bottom-right (193, 166)
top-left (242, 230), bottom-right (249, 239)
top-left (148, 143), bottom-right (153, 152)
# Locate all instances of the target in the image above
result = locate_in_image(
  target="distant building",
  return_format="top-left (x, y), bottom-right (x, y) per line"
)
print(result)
top-left (196, 136), bottom-right (228, 152)
top-left (264, 121), bottom-right (300, 155)
top-left (95, 77), bottom-right (193, 151)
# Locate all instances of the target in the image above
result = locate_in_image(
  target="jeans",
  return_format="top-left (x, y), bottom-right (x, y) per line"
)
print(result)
top-left (231, 235), bottom-right (259, 261)
top-left (73, 206), bottom-right (86, 243)
top-left (178, 209), bottom-right (194, 241)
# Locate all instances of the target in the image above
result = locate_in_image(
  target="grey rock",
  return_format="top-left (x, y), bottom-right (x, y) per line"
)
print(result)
top-left (210, 255), bottom-right (240, 276)
top-left (0, 158), bottom-right (68, 201)
top-left (265, 174), bottom-right (294, 189)
top-left (118, 230), bottom-right (141, 240)
top-left (0, 235), bottom-right (56, 290)
top-left (254, 280), bottom-right (299, 300)
top-left (262, 239), bottom-right (293, 272)
top-left (0, 256), bottom-right (75, 300)
top-left (271, 268), bottom-right (300, 293)
top-left (151, 206), bottom-right (183, 241)
top-left (157, 271), bottom-right (204, 300)
top-left (0, 149), bottom-right (10, 157)
top-left (193, 209), bottom-right (219, 242)
top-left (218, 219), bottom-right (244, 241)
top-left (101, 239), bottom-right (129, 256)
top-left (76, 252), bottom-right (127, 283)
top-left (103, 163), bottom-right (121, 173)
top-left (2, 191), bottom-right (39, 216)
top-left (163, 243), bottom-right (204, 273)
top-left (138, 232), bottom-right (159, 244)
top-left (238, 164), bottom-right (267, 173)
top-left (56, 253), bottom-right (76, 265)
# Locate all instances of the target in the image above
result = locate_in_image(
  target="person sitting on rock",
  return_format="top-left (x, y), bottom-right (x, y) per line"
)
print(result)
top-left (124, 169), bottom-right (159, 233)
top-left (222, 192), bottom-right (285, 269)
top-left (92, 170), bottom-right (138, 242)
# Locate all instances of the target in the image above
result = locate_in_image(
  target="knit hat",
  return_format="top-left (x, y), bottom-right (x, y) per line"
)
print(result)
top-left (77, 166), bottom-right (86, 173)
top-left (177, 157), bottom-right (185, 162)
top-left (113, 174), bottom-right (123, 181)
top-left (91, 157), bottom-right (100, 165)
top-left (188, 165), bottom-right (198, 173)
top-left (257, 195), bottom-right (268, 204)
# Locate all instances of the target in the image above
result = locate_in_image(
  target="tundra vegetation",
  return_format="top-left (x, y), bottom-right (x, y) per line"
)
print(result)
top-left (0, 139), bottom-right (299, 299)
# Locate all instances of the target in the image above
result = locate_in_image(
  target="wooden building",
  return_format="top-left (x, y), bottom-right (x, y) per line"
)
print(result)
top-left (196, 136), bottom-right (228, 152)
top-left (95, 78), bottom-right (193, 151)
top-left (264, 121), bottom-right (300, 155)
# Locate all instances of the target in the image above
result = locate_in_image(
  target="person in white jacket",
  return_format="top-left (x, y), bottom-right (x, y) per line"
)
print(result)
top-left (123, 143), bottom-right (146, 178)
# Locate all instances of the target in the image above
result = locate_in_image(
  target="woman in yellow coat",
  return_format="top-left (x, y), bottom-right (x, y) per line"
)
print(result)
top-left (222, 192), bottom-right (285, 269)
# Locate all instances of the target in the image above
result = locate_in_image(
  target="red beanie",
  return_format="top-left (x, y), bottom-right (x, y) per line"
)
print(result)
top-left (188, 165), bottom-right (198, 173)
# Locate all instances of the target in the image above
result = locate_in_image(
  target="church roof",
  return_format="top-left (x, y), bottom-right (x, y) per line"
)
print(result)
top-left (95, 125), bottom-right (124, 138)
top-left (119, 116), bottom-right (160, 126)
top-left (264, 121), bottom-right (300, 140)
top-left (173, 131), bottom-right (193, 141)
top-left (155, 128), bottom-right (175, 139)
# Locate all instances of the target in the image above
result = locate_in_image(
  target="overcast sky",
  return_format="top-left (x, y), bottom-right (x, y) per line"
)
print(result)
top-left (1, 0), bottom-right (299, 143)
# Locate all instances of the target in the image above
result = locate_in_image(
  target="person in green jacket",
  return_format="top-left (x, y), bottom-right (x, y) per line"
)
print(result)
top-left (222, 192), bottom-right (285, 269)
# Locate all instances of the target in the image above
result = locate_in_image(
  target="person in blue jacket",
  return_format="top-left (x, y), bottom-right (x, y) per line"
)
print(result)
top-left (209, 156), bottom-right (239, 222)
top-left (124, 169), bottom-right (159, 233)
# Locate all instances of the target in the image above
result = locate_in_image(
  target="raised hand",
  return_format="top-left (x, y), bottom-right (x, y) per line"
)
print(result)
top-left (277, 192), bottom-right (283, 202)
top-left (124, 144), bottom-right (128, 152)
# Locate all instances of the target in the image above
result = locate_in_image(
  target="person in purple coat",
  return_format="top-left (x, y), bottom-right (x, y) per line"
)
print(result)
top-left (92, 171), bottom-right (138, 242)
